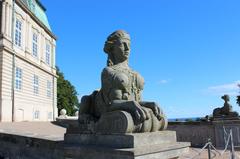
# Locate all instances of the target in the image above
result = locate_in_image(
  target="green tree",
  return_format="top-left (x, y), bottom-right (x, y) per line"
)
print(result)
top-left (237, 84), bottom-right (240, 106)
top-left (57, 66), bottom-right (79, 116)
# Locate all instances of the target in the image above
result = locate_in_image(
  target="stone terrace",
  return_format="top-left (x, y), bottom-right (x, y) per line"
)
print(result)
top-left (0, 122), bottom-right (239, 159)
top-left (0, 122), bottom-right (66, 141)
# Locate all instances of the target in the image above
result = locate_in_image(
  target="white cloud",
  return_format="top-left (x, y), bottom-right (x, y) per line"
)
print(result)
top-left (206, 81), bottom-right (240, 96)
top-left (158, 79), bottom-right (169, 84)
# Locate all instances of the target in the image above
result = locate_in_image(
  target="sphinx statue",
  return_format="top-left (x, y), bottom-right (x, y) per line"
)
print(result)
top-left (78, 30), bottom-right (167, 133)
top-left (213, 94), bottom-right (239, 119)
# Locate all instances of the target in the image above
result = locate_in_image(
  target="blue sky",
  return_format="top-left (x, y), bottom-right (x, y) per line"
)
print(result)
top-left (41, 0), bottom-right (240, 118)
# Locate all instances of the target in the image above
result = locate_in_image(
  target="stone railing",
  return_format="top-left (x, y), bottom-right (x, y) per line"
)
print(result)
top-left (168, 120), bottom-right (240, 148)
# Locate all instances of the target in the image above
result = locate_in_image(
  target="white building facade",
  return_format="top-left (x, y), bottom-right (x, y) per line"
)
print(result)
top-left (0, 0), bottom-right (57, 122)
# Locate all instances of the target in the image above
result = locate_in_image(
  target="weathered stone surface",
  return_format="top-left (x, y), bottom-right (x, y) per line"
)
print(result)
top-left (64, 131), bottom-right (190, 159)
top-left (76, 110), bottom-right (167, 134)
top-left (64, 143), bottom-right (189, 159)
top-left (78, 30), bottom-right (167, 133)
top-left (168, 122), bottom-right (215, 147)
top-left (0, 132), bottom-right (64, 159)
top-left (213, 120), bottom-right (240, 148)
top-left (0, 122), bottom-right (66, 159)
top-left (169, 120), bottom-right (240, 148)
top-left (213, 94), bottom-right (239, 119)
top-left (63, 30), bottom-right (190, 158)
top-left (56, 118), bottom-right (78, 128)
top-left (65, 131), bottom-right (177, 148)
top-left (95, 111), bottom-right (135, 134)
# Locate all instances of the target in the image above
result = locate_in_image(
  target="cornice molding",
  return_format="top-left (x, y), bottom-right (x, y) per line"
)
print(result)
top-left (0, 45), bottom-right (57, 78)
top-left (16, 0), bottom-right (57, 40)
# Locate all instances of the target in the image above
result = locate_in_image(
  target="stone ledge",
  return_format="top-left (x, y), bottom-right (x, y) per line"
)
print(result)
top-left (64, 130), bottom-right (190, 159)
top-left (64, 142), bottom-right (190, 159)
top-left (0, 130), bottom-right (64, 141)
top-left (0, 132), bottom-right (64, 159)
top-left (64, 131), bottom-right (177, 148)
top-left (213, 119), bottom-right (240, 124)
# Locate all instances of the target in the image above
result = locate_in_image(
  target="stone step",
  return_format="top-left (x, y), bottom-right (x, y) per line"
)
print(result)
top-left (64, 131), bottom-right (177, 149)
top-left (64, 142), bottom-right (190, 159)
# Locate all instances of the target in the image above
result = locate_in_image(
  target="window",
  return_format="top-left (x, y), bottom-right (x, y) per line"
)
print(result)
top-left (15, 19), bottom-right (22, 47)
top-left (48, 112), bottom-right (52, 120)
top-left (46, 44), bottom-right (51, 65)
top-left (15, 67), bottom-right (22, 90)
top-left (34, 110), bottom-right (40, 119)
top-left (47, 80), bottom-right (51, 97)
top-left (33, 75), bottom-right (39, 94)
top-left (32, 33), bottom-right (38, 57)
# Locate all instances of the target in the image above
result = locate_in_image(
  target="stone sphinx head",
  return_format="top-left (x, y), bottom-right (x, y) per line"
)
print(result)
top-left (104, 30), bottom-right (131, 66)
top-left (222, 94), bottom-right (230, 102)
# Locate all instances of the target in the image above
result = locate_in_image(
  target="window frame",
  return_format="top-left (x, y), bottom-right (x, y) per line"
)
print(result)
top-left (48, 112), bottom-right (52, 120)
top-left (32, 32), bottom-right (38, 58)
top-left (34, 110), bottom-right (40, 119)
top-left (15, 67), bottom-right (22, 90)
top-left (15, 19), bottom-right (22, 47)
top-left (47, 80), bottom-right (51, 97)
top-left (45, 43), bottom-right (51, 65)
top-left (33, 74), bottom-right (39, 95)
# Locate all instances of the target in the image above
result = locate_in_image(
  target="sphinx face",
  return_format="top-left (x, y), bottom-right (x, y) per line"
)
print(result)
top-left (112, 38), bottom-right (131, 63)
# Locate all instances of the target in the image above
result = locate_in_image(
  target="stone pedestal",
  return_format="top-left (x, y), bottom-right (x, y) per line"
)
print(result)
top-left (214, 120), bottom-right (240, 148)
top-left (64, 131), bottom-right (190, 159)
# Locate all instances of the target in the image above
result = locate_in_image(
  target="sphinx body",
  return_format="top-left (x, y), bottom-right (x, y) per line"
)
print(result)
top-left (213, 94), bottom-right (239, 118)
top-left (79, 30), bottom-right (167, 133)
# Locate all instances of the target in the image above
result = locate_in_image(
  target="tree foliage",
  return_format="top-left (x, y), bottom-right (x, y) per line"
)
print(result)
top-left (57, 66), bottom-right (79, 116)
top-left (237, 84), bottom-right (240, 106)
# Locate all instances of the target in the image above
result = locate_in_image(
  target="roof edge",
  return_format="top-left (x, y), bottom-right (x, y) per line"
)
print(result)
top-left (16, 0), bottom-right (57, 40)
top-left (35, 0), bottom-right (46, 12)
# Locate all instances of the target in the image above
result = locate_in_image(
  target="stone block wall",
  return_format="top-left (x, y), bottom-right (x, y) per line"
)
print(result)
top-left (168, 122), bottom-right (215, 147)
top-left (168, 120), bottom-right (240, 148)
top-left (0, 133), bottom-right (63, 159)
